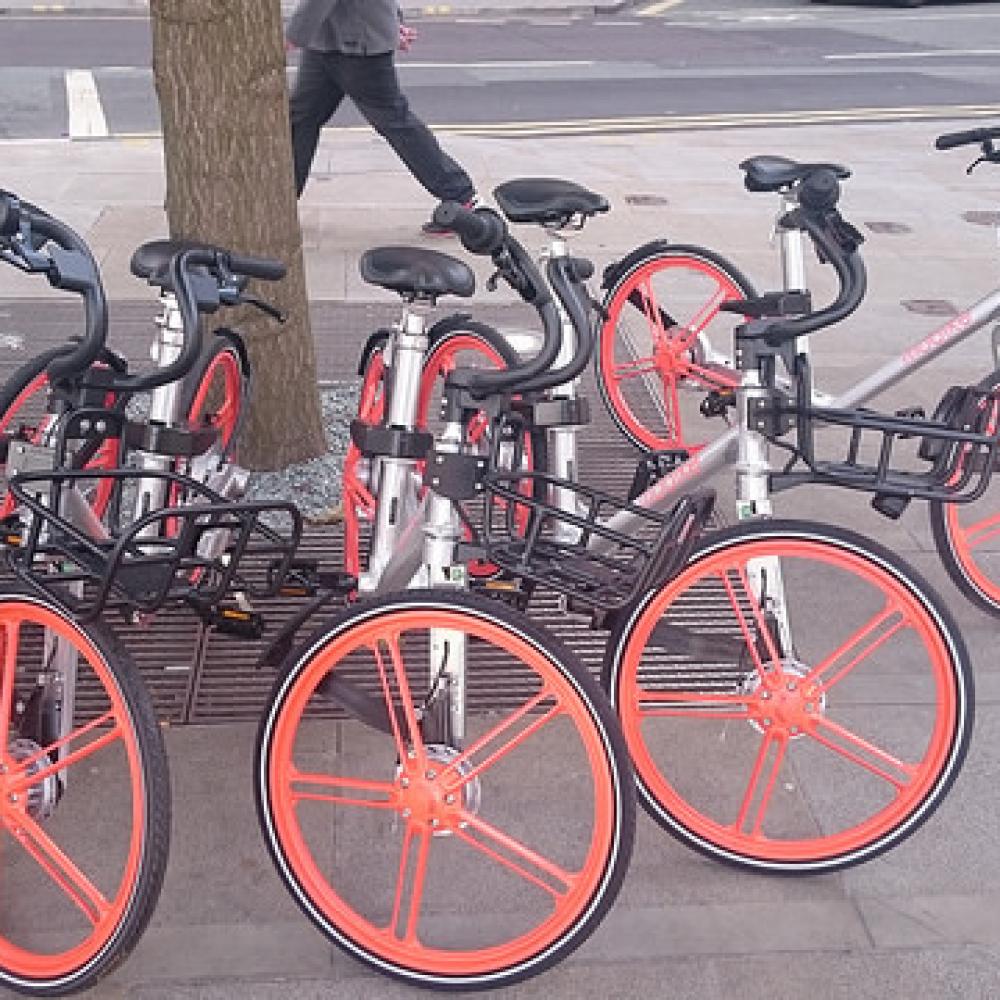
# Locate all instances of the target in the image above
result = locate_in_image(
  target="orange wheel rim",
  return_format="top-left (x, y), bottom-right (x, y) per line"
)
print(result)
top-left (187, 348), bottom-right (242, 449)
top-left (0, 373), bottom-right (48, 435)
top-left (616, 536), bottom-right (960, 863)
top-left (601, 256), bottom-right (743, 453)
top-left (944, 501), bottom-right (1000, 607)
top-left (941, 392), bottom-right (1000, 608)
top-left (342, 352), bottom-right (386, 578)
top-left (0, 600), bottom-right (146, 980)
top-left (265, 607), bottom-right (618, 977)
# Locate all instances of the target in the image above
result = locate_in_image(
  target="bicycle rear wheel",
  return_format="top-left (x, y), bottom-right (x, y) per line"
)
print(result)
top-left (597, 243), bottom-right (754, 454)
top-left (178, 332), bottom-right (247, 460)
top-left (0, 590), bottom-right (170, 996)
top-left (929, 370), bottom-right (1000, 617)
top-left (256, 589), bottom-right (634, 989)
top-left (342, 319), bottom-right (521, 582)
top-left (605, 520), bottom-right (973, 873)
top-left (0, 349), bottom-right (118, 519)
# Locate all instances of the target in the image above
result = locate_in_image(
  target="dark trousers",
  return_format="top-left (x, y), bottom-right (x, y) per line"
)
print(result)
top-left (290, 48), bottom-right (475, 202)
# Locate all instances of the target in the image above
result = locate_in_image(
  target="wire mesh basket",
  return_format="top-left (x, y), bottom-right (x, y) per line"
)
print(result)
top-left (479, 469), bottom-right (713, 611)
top-left (3, 468), bottom-right (302, 621)
top-left (777, 380), bottom-right (999, 502)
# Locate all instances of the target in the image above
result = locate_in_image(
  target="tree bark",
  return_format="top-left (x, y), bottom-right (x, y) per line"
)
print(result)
top-left (150, 0), bottom-right (326, 470)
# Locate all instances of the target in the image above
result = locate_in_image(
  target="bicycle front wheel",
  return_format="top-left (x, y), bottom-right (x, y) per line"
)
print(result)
top-left (929, 370), bottom-right (1000, 617)
top-left (0, 590), bottom-right (170, 996)
top-left (605, 520), bottom-right (973, 873)
top-left (597, 243), bottom-right (754, 454)
top-left (256, 589), bottom-right (635, 989)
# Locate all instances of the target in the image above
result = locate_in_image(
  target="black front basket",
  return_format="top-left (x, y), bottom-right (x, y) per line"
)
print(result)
top-left (3, 468), bottom-right (302, 621)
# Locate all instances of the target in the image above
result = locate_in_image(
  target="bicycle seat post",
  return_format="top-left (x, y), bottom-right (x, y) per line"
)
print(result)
top-left (131, 290), bottom-right (188, 538)
top-left (540, 227), bottom-right (585, 540)
top-left (362, 302), bottom-right (432, 592)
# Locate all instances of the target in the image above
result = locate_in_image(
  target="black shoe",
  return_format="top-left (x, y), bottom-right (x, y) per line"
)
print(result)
top-left (421, 198), bottom-right (477, 236)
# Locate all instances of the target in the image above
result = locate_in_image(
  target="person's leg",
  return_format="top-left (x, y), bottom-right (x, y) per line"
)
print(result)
top-left (334, 52), bottom-right (475, 203)
top-left (289, 48), bottom-right (345, 196)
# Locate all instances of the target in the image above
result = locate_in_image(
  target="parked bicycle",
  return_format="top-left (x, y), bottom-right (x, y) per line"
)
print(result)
top-left (437, 180), bottom-right (980, 873)
top-left (0, 192), bottom-right (298, 996)
top-left (0, 196), bottom-right (640, 993)
top-left (596, 128), bottom-right (1000, 618)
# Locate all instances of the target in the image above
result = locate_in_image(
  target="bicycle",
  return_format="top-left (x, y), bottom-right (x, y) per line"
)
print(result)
top-left (424, 186), bottom-right (979, 875)
top-left (255, 227), bottom-right (642, 990)
top-left (594, 128), bottom-right (1000, 619)
top-left (0, 192), bottom-right (297, 996)
top-left (0, 216), bottom-right (254, 525)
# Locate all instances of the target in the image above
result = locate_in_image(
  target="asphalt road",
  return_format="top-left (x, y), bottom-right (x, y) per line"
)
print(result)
top-left (0, 2), bottom-right (998, 140)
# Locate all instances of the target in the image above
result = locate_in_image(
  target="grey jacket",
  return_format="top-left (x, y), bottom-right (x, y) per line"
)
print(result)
top-left (286, 0), bottom-right (401, 56)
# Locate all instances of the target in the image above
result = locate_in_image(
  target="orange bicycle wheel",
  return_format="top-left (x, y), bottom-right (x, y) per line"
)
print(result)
top-left (597, 243), bottom-right (753, 454)
top-left (0, 590), bottom-right (169, 995)
top-left (0, 349), bottom-right (119, 521)
top-left (606, 520), bottom-right (972, 873)
top-left (256, 589), bottom-right (634, 989)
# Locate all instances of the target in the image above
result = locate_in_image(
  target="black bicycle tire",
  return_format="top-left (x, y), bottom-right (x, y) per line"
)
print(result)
top-left (255, 588), bottom-right (636, 990)
top-left (596, 242), bottom-right (756, 453)
top-left (0, 588), bottom-right (171, 997)
top-left (604, 518), bottom-right (974, 874)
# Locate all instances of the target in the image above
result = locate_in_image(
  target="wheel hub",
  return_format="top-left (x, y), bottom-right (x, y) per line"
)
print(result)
top-left (742, 662), bottom-right (825, 739)
top-left (3, 739), bottom-right (60, 822)
top-left (397, 744), bottom-right (481, 837)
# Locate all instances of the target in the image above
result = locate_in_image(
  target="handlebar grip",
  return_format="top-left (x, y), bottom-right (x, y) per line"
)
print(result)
top-left (797, 170), bottom-right (841, 213)
top-left (0, 194), bottom-right (18, 241)
top-left (433, 203), bottom-right (506, 255)
top-left (935, 127), bottom-right (1000, 150)
top-left (227, 252), bottom-right (286, 283)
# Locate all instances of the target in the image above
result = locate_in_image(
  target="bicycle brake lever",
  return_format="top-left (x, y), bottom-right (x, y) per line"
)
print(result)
top-left (243, 295), bottom-right (288, 323)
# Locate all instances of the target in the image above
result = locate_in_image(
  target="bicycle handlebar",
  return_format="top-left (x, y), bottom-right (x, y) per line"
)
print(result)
top-left (935, 126), bottom-right (1000, 150)
top-left (517, 254), bottom-right (595, 395)
top-left (756, 209), bottom-right (867, 345)
top-left (435, 200), bottom-right (601, 400)
top-left (0, 193), bottom-right (111, 383)
top-left (0, 189), bottom-right (286, 394)
top-left (434, 202), bottom-right (565, 399)
top-left (120, 247), bottom-right (286, 394)
top-left (432, 202), bottom-right (507, 256)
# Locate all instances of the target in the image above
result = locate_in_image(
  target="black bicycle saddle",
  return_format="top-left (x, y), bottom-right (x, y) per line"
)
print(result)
top-left (740, 156), bottom-right (851, 193)
top-left (494, 178), bottom-right (609, 225)
top-left (359, 246), bottom-right (475, 300)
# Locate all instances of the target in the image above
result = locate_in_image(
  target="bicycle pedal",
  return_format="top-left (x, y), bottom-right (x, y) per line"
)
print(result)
top-left (210, 605), bottom-right (265, 640)
top-left (479, 575), bottom-right (533, 610)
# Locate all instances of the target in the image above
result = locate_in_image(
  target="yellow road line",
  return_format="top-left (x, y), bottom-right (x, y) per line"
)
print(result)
top-left (23, 103), bottom-right (1000, 146)
top-left (637, 0), bottom-right (685, 16)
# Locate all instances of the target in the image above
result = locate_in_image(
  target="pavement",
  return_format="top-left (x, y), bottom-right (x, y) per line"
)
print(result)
top-left (2, 56), bottom-right (1000, 1000)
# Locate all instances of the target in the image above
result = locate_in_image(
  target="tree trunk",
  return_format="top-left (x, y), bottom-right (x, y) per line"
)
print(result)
top-left (149, 0), bottom-right (326, 470)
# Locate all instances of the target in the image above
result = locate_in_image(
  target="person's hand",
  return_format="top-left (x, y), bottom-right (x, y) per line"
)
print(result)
top-left (285, 38), bottom-right (298, 54)
top-left (398, 24), bottom-right (418, 52)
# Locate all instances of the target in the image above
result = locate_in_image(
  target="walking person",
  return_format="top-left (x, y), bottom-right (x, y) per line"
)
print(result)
top-left (286, 0), bottom-right (477, 234)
